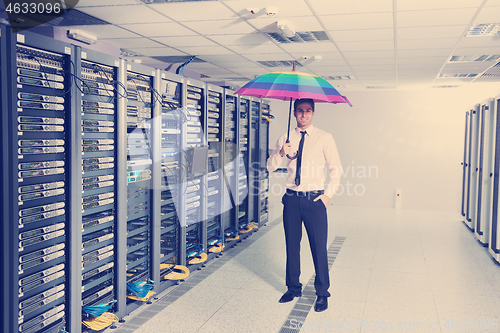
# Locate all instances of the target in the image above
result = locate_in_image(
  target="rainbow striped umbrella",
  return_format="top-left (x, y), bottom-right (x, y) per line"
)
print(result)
top-left (235, 68), bottom-right (351, 145)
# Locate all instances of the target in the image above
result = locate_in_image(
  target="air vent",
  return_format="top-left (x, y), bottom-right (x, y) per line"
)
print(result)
top-left (480, 73), bottom-right (500, 78)
top-left (466, 23), bottom-right (500, 37)
top-left (438, 73), bottom-right (478, 78)
top-left (432, 85), bottom-right (461, 88)
top-left (366, 86), bottom-right (395, 89)
top-left (265, 31), bottom-right (330, 44)
top-left (120, 49), bottom-right (144, 57)
top-left (257, 60), bottom-right (303, 67)
top-left (323, 76), bottom-right (356, 80)
top-left (53, 9), bottom-right (110, 26)
top-left (449, 55), bottom-right (500, 62)
top-left (150, 55), bottom-right (206, 63)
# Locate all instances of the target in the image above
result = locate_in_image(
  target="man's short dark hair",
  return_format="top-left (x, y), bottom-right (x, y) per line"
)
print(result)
top-left (294, 98), bottom-right (315, 111)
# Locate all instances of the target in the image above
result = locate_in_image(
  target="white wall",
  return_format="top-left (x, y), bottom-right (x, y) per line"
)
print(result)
top-left (268, 85), bottom-right (500, 211)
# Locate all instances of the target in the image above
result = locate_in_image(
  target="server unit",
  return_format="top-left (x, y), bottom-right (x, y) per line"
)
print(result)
top-left (489, 95), bottom-right (500, 262)
top-left (464, 104), bottom-right (481, 230)
top-left (259, 101), bottom-right (271, 226)
top-left (237, 97), bottom-right (250, 236)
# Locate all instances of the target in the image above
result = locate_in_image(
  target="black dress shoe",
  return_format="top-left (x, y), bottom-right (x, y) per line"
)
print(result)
top-left (314, 296), bottom-right (328, 312)
top-left (279, 290), bottom-right (301, 303)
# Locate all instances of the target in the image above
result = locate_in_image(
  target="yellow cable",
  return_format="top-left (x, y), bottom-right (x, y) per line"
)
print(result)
top-left (239, 225), bottom-right (253, 234)
top-left (249, 222), bottom-right (259, 229)
top-left (188, 252), bottom-right (208, 265)
top-left (82, 312), bottom-right (119, 331)
top-left (225, 234), bottom-right (239, 241)
top-left (160, 264), bottom-right (190, 280)
top-left (126, 290), bottom-right (156, 302)
top-left (208, 243), bottom-right (225, 253)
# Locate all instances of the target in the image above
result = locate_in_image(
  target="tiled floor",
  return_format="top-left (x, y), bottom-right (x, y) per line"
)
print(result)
top-left (113, 184), bottom-right (500, 332)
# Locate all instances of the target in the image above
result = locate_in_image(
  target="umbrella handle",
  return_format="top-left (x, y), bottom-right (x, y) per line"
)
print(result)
top-left (286, 98), bottom-right (293, 142)
top-left (286, 152), bottom-right (298, 160)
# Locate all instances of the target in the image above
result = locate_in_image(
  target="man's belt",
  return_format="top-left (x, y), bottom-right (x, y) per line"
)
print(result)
top-left (286, 189), bottom-right (324, 197)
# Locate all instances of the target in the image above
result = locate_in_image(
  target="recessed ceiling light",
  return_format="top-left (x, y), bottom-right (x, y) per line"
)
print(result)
top-left (449, 55), bottom-right (500, 62)
top-left (432, 85), bottom-right (461, 88)
top-left (466, 24), bottom-right (500, 37)
top-left (438, 73), bottom-right (478, 78)
top-left (322, 75), bottom-right (356, 80)
top-left (265, 31), bottom-right (330, 44)
top-left (257, 60), bottom-right (303, 67)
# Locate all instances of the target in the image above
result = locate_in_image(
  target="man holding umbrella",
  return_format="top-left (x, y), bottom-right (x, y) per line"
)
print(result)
top-left (267, 98), bottom-right (342, 312)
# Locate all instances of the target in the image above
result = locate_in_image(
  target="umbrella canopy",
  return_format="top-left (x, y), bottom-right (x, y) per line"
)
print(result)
top-left (234, 70), bottom-right (352, 106)
top-left (235, 69), bottom-right (351, 158)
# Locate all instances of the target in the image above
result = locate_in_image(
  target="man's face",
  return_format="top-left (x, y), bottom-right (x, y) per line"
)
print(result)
top-left (294, 101), bottom-right (314, 129)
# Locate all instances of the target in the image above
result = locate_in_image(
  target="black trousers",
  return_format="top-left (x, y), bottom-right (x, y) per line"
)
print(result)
top-left (282, 189), bottom-right (330, 297)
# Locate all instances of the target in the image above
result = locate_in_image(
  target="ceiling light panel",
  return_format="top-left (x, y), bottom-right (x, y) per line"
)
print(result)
top-left (149, 1), bottom-right (237, 21)
top-left (308, 0), bottom-right (392, 15)
top-left (79, 5), bottom-right (170, 24)
top-left (396, 8), bottom-right (477, 28)
top-left (329, 29), bottom-right (394, 42)
top-left (449, 54), bottom-right (500, 62)
top-left (182, 20), bottom-right (255, 35)
top-left (320, 12), bottom-right (394, 30)
top-left (397, 0), bottom-right (483, 11)
top-left (119, 22), bottom-right (197, 37)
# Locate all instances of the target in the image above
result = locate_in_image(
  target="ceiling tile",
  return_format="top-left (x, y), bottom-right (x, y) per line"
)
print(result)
top-left (279, 42), bottom-right (338, 54)
top-left (397, 8), bottom-right (477, 27)
top-left (289, 52), bottom-right (344, 62)
top-left (317, 67), bottom-right (354, 74)
top-left (336, 40), bottom-right (394, 52)
top-left (198, 54), bottom-right (250, 63)
top-left (126, 47), bottom-right (187, 57)
top-left (101, 37), bottom-right (164, 49)
top-left (349, 58), bottom-right (395, 65)
top-left (457, 36), bottom-right (500, 48)
top-left (486, 0), bottom-right (500, 6)
top-left (245, 54), bottom-right (295, 61)
top-left (149, 1), bottom-right (238, 21)
top-left (183, 19), bottom-right (255, 35)
top-left (343, 50), bottom-right (395, 59)
top-left (308, 0), bottom-right (393, 15)
top-left (54, 24), bottom-right (140, 39)
top-left (329, 29), bottom-right (394, 42)
top-left (474, 6), bottom-right (500, 23)
top-left (227, 44), bottom-right (286, 54)
top-left (151, 36), bottom-right (218, 47)
top-left (79, 5), bottom-right (170, 24)
top-left (397, 26), bottom-right (467, 40)
top-left (250, 16), bottom-right (322, 32)
top-left (351, 65), bottom-right (396, 71)
top-left (207, 33), bottom-right (272, 46)
top-left (397, 56), bottom-right (448, 64)
top-left (397, 49), bottom-right (453, 57)
top-left (77, 0), bottom-right (139, 6)
top-left (397, 0), bottom-right (483, 11)
top-left (174, 45), bottom-right (236, 56)
top-left (454, 46), bottom-right (500, 55)
top-left (119, 22), bottom-right (197, 37)
top-left (221, 62), bottom-right (264, 69)
top-left (398, 64), bottom-right (443, 70)
top-left (320, 12), bottom-right (394, 30)
top-left (397, 38), bottom-right (459, 49)
top-left (223, 0), bottom-right (314, 18)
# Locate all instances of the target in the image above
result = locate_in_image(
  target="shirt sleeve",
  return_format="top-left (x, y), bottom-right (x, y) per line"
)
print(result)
top-left (267, 134), bottom-right (286, 172)
top-left (324, 133), bottom-right (342, 198)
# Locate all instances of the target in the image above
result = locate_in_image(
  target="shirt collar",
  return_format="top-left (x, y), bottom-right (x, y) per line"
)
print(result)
top-left (295, 124), bottom-right (315, 136)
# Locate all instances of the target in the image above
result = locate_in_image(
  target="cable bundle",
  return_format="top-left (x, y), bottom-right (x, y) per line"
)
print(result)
top-left (126, 279), bottom-right (156, 300)
top-left (160, 264), bottom-right (190, 280)
top-left (224, 227), bottom-right (239, 241)
top-left (186, 244), bottom-right (204, 258)
top-left (188, 252), bottom-right (208, 265)
top-left (82, 312), bottom-right (119, 331)
top-left (82, 300), bottom-right (117, 318)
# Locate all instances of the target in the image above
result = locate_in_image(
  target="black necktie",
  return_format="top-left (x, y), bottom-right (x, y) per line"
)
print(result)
top-left (295, 131), bottom-right (306, 186)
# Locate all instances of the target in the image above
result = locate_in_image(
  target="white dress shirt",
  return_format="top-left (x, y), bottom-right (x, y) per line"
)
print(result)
top-left (267, 125), bottom-right (342, 198)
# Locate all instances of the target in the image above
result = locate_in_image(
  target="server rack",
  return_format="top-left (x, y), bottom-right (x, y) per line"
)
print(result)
top-left (205, 84), bottom-right (224, 258)
top-left (489, 95), bottom-right (500, 263)
top-left (158, 71), bottom-right (183, 288)
top-left (258, 101), bottom-right (271, 226)
top-left (222, 89), bottom-right (239, 247)
top-left (124, 63), bottom-right (157, 313)
top-left (183, 78), bottom-right (206, 266)
top-left (77, 47), bottom-right (120, 328)
top-left (4, 29), bottom-right (77, 333)
top-left (464, 104), bottom-right (481, 230)
top-left (237, 96), bottom-right (250, 238)
top-left (248, 98), bottom-right (260, 224)
top-left (476, 99), bottom-right (497, 245)
top-left (461, 110), bottom-right (471, 220)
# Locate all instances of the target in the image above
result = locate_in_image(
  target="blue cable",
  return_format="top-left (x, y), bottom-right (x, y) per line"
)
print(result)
top-left (126, 279), bottom-right (156, 298)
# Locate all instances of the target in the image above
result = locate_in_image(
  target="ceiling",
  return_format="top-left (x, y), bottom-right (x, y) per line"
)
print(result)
top-left (48, 0), bottom-right (500, 90)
